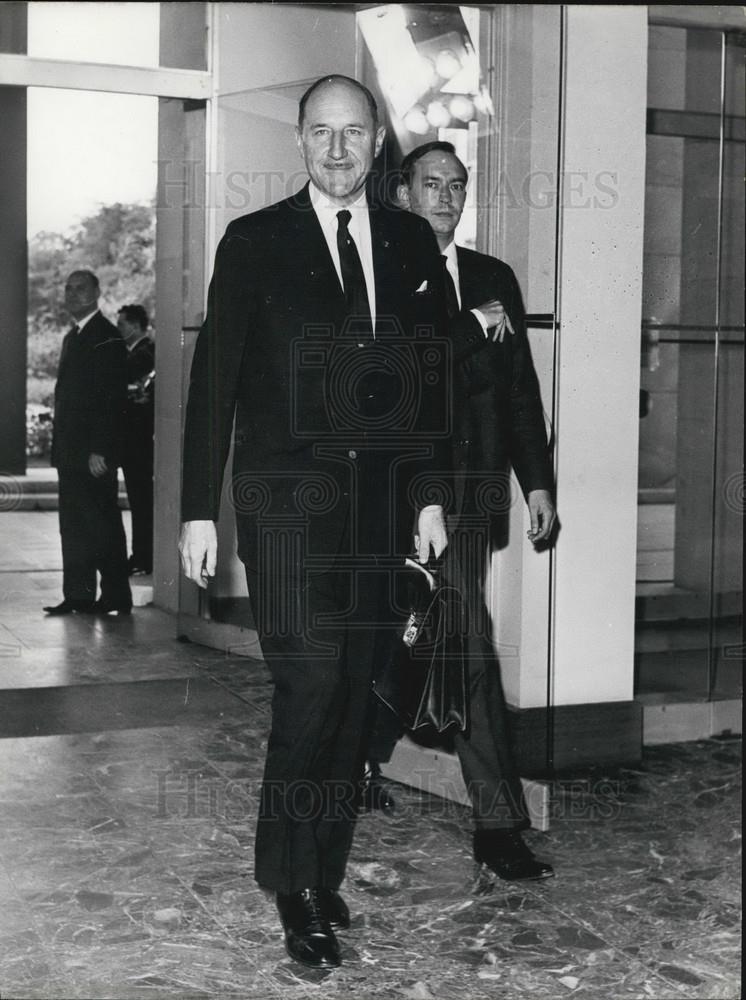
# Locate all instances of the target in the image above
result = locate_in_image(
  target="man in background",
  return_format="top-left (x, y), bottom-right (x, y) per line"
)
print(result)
top-left (118, 304), bottom-right (155, 576)
top-left (44, 270), bottom-right (131, 616)
top-left (368, 141), bottom-right (556, 882)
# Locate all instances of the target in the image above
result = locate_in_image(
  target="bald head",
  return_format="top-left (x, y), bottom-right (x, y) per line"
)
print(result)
top-left (296, 75), bottom-right (385, 206)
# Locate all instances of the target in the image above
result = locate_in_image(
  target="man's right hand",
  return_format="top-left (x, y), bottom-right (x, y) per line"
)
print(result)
top-left (179, 520), bottom-right (217, 588)
top-left (475, 299), bottom-right (515, 341)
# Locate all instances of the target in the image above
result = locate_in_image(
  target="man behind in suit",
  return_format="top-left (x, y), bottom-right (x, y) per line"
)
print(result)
top-left (369, 140), bottom-right (556, 880)
top-left (179, 76), bottom-right (450, 970)
top-left (44, 270), bottom-right (132, 616)
top-left (117, 304), bottom-right (155, 576)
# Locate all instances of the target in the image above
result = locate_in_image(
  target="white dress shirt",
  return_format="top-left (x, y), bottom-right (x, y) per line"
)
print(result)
top-left (442, 240), bottom-right (489, 336)
top-left (72, 308), bottom-right (99, 333)
top-left (308, 182), bottom-right (377, 333)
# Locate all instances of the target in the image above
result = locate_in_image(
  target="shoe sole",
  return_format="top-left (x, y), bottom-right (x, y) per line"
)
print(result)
top-left (283, 939), bottom-right (341, 969)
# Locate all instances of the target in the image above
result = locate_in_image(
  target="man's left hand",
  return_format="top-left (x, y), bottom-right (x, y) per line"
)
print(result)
top-left (526, 489), bottom-right (556, 544)
top-left (414, 505), bottom-right (448, 564)
top-left (88, 453), bottom-right (108, 477)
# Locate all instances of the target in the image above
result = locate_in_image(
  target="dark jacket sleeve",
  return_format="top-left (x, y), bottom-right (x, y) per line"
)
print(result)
top-left (127, 339), bottom-right (155, 381)
top-left (501, 265), bottom-right (554, 497)
top-left (181, 226), bottom-right (256, 522)
top-left (89, 332), bottom-right (128, 463)
top-left (404, 215), bottom-right (453, 512)
top-left (448, 308), bottom-right (492, 364)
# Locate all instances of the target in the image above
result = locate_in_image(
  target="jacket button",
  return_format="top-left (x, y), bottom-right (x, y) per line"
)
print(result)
top-left (348, 449), bottom-right (357, 459)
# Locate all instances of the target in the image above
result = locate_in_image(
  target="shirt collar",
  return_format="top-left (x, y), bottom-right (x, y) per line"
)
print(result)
top-left (308, 181), bottom-right (368, 221)
top-left (73, 308), bottom-right (99, 332)
top-left (442, 241), bottom-right (458, 269)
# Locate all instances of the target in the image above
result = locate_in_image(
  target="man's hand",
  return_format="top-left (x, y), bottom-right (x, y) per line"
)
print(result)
top-left (88, 453), bottom-right (107, 477)
top-left (527, 489), bottom-right (556, 544)
top-left (476, 299), bottom-right (515, 342)
top-left (179, 519), bottom-right (218, 588)
top-left (414, 505), bottom-right (448, 564)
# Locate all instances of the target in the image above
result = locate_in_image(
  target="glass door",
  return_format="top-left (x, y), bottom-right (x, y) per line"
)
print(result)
top-left (636, 25), bottom-right (744, 703)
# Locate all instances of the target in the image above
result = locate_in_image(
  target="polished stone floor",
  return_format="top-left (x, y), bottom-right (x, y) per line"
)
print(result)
top-left (0, 512), bottom-right (742, 1000)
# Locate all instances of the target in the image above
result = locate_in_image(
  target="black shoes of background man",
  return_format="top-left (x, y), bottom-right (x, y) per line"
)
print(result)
top-left (128, 556), bottom-right (152, 576)
top-left (360, 761), bottom-right (396, 813)
top-left (473, 830), bottom-right (555, 882)
top-left (42, 599), bottom-right (96, 616)
top-left (276, 888), bottom-right (347, 969)
top-left (43, 599), bottom-right (132, 617)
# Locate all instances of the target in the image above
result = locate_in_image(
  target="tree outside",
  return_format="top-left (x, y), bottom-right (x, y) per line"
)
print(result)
top-left (27, 202), bottom-right (155, 460)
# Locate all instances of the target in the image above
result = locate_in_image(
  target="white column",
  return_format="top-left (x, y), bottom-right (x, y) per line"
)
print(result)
top-left (492, 6), bottom-right (647, 709)
top-left (549, 6), bottom-right (648, 706)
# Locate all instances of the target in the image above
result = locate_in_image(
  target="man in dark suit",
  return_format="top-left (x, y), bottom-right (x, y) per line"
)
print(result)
top-left (367, 141), bottom-right (556, 880)
top-left (117, 304), bottom-right (155, 575)
top-left (179, 76), bottom-right (450, 970)
top-left (44, 270), bottom-right (132, 616)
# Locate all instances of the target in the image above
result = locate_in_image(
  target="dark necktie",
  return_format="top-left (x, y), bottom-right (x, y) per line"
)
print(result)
top-left (441, 255), bottom-right (460, 319)
top-left (337, 209), bottom-right (372, 337)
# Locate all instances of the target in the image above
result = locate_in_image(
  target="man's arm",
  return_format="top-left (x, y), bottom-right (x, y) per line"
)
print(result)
top-left (527, 488), bottom-right (555, 543)
top-left (502, 264), bottom-right (554, 500)
top-left (89, 332), bottom-right (128, 474)
top-left (180, 225), bottom-right (256, 583)
top-left (415, 505), bottom-right (447, 563)
top-left (181, 229), bottom-right (254, 523)
top-left (179, 520), bottom-right (217, 588)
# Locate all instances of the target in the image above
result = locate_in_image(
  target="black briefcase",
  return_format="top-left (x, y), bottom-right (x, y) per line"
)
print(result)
top-left (374, 558), bottom-right (468, 734)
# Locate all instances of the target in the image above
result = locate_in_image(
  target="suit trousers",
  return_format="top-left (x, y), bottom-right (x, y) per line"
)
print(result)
top-left (246, 452), bottom-right (401, 894)
top-left (122, 432), bottom-right (154, 570)
top-left (369, 524), bottom-right (530, 832)
top-left (57, 467), bottom-right (131, 607)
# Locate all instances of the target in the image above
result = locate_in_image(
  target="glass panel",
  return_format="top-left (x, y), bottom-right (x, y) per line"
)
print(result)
top-left (647, 26), bottom-right (687, 111)
top-left (711, 34), bottom-right (745, 701)
top-left (358, 2), bottom-right (492, 252)
top-left (26, 88), bottom-right (158, 475)
top-left (637, 25), bottom-right (745, 705)
top-left (27, 1), bottom-right (159, 68)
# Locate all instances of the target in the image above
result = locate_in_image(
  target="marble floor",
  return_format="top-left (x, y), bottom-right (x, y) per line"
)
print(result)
top-left (0, 512), bottom-right (742, 1000)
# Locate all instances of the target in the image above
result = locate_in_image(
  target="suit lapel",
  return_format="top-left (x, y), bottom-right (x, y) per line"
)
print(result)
top-left (369, 205), bottom-right (400, 322)
top-left (287, 184), bottom-right (345, 310)
top-left (456, 247), bottom-right (481, 312)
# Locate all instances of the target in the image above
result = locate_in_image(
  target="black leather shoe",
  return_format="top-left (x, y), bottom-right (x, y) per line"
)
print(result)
top-left (361, 762), bottom-right (395, 813)
top-left (93, 600), bottom-right (132, 616)
top-left (276, 888), bottom-right (341, 969)
top-left (43, 599), bottom-right (96, 616)
top-left (316, 888), bottom-right (350, 930)
top-left (474, 830), bottom-right (555, 882)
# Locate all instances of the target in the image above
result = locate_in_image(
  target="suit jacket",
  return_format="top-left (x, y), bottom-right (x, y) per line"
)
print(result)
top-left (446, 247), bottom-right (553, 527)
top-left (124, 336), bottom-right (155, 451)
top-left (182, 184), bottom-right (451, 565)
top-left (51, 311), bottom-right (128, 471)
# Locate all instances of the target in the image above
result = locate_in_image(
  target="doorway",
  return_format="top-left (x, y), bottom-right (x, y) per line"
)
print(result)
top-left (636, 23), bottom-right (745, 706)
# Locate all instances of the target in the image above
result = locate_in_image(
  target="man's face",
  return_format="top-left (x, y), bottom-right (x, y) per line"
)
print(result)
top-left (296, 80), bottom-right (385, 205)
top-left (64, 272), bottom-right (99, 320)
top-left (398, 150), bottom-right (468, 245)
top-left (117, 314), bottom-right (139, 343)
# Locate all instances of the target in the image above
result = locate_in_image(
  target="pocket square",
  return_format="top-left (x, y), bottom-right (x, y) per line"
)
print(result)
top-left (415, 280), bottom-right (428, 294)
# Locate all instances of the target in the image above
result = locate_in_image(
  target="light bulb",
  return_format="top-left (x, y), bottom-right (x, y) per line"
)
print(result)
top-left (426, 100), bottom-right (451, 129)
top-left (403, 107), bottom-right (430, 135)
top-left (448, 95), bottom-right (475, 122)
top-left (435, 48), bottom-right (462, 80)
